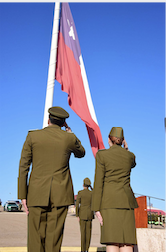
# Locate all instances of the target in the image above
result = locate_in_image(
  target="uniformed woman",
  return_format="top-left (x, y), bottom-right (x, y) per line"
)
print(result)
top-left (76, 178), bottom-right (94, 252)
top-left (92, 127), bottom-right (138, 252)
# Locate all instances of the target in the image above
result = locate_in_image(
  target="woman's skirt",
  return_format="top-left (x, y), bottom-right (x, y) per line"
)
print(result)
top-left (100, 208), bottom-right (137, 245)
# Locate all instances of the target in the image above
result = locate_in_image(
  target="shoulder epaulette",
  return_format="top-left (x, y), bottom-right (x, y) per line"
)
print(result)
top-left (97, 148), bottom-right (106, 152)
top-left (28, 129), bottom-right (38, 132)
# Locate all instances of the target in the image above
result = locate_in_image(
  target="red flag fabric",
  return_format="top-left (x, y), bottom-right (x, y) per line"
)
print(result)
top-left (55, 3), bottom-right (105, 157)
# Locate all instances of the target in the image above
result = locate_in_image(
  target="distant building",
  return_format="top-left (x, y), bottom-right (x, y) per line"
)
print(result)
top-left (147, 206), bottom-right (166, 216)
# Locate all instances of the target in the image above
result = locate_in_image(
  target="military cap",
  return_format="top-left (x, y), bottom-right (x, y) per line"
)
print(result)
top-left (83, 177), bottom-right (91, 186)
top-left (109, 127), bottom-right (124, 139)
top-left (48, 106), bottom-right (69, 120)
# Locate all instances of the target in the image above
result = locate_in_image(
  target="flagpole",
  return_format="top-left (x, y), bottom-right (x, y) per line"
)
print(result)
top-left (43, 2), bottom-right (61, 128)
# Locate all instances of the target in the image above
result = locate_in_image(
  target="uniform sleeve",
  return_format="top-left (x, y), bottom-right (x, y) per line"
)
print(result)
top-left (131, 152), bottom-right (136, 168)
top-left (72, 134), bottom-right (85, 158)
top-left (18, 133), bottom-right (32, 200)
top-left (91, 151), bottom-right (105, 211)
top-left (75, 191), bottom-right (81, 217)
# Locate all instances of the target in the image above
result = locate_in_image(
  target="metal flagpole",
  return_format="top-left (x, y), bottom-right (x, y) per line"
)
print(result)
top-left (43, 2), bottom-right (61, 128)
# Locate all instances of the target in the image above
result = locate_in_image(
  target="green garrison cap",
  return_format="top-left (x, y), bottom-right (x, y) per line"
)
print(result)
top-left (48, 106), bottom-right (69, 120)
top-left (109, 127), bottom-right (124, 139)
top-left (83, 177), bottom-right (91, 186)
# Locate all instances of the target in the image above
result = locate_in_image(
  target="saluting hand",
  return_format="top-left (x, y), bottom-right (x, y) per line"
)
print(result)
top-left (96, 211), bottom-right (103, 226)
top-left (122, 139), bottom-right (128, 150)
top-left (63, 122), bottom-right (72, 132)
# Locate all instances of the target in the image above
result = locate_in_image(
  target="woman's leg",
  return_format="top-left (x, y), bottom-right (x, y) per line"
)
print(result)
top-left (119, 244), bottom-right (133, 252)
top-left (80, 219), bottom-right (86, 252)
top-left (85, 220), bottom-right (92, 251)
top-left (106, 244), bottom-right (120, 252)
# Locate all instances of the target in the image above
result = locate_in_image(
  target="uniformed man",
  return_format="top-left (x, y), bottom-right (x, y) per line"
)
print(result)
top-left (18, 106), bottom-right (85, 252)
top-left (76, 178), bottom-right (94, 252)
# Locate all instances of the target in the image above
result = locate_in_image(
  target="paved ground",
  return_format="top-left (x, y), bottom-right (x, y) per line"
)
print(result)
top-left (0, 206), bottom-right (102, 250)
top-left (0, 206), bottom-right (165, 252)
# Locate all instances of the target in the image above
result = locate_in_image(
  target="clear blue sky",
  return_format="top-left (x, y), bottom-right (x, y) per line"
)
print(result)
top-left (0, 2), bottom-right (165, 211)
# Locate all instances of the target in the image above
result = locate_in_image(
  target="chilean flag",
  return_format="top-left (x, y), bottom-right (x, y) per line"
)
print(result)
top-left (55, 3), bottom-right (105, 157)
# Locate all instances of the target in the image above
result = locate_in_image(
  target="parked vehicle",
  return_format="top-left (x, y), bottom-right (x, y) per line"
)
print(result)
top-left (15, 200), bottom-right (22, 211)
top-left (4, 201), bottom-right (19, 212)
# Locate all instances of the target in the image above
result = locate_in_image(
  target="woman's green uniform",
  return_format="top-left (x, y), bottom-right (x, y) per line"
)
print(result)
top-left (76, 178), bottom-right (94, 252)
top-left (92, 128), bottom-right (138, 245)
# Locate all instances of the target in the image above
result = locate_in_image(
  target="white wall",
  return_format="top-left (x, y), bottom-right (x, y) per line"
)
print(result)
top-left (134, 229), bottom-right (166, 252)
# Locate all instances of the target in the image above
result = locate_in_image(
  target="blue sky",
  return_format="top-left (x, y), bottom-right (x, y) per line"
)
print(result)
top-left (0, 2), bottom-right (165, 211)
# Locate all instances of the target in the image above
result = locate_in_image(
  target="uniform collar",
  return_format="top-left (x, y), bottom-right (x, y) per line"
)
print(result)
top-left (45, 125), bottom-right (61, 130)
top-left (109, 144), bottom-right (122, 149)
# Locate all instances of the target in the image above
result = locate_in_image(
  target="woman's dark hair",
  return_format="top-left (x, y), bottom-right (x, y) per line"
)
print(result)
top-left (89, 185), bottom-right (93, 190)
top-left (109, 135), bottom-right (123, 146)
top-left (84, 184), bottom-right (93, 190)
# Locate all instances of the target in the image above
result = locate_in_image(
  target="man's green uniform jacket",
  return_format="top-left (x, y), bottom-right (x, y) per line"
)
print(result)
top-left (18, 125), bottom-right (85, 207)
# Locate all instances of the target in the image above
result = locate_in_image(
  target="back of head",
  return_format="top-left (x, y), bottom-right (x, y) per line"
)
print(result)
top-left (48, 106), bottom-right (69, 127)
top-left (83, 177), bottom-right (91, 187)
top-left (109, 127), bottom-right (124, 146)
top-left (83, 177), bottom-right (93, 190)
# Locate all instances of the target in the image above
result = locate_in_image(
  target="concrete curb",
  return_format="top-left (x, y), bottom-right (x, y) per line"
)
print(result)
top-left (0, 247), bottom-right (106, 252)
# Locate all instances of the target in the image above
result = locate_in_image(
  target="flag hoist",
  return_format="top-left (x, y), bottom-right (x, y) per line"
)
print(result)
top-left (43, 2), bottom-right (105, 157)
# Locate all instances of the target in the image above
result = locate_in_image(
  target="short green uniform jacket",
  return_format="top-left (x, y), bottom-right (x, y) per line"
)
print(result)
top-left (76, 189), bottom-right (94, 220)
top-left (91, 145), bottom-right (138, 211)
top-left (18, 125), bottom-right (85, 207)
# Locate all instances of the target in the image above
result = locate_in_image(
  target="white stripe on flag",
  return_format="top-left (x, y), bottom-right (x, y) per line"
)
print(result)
top-left (79, 55), bottom-right (98, 126)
